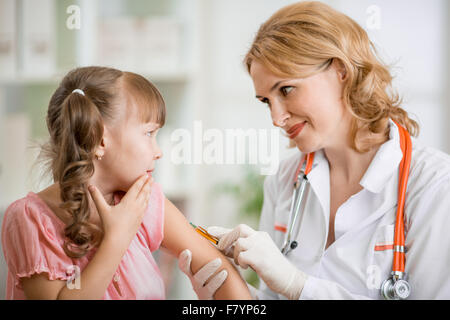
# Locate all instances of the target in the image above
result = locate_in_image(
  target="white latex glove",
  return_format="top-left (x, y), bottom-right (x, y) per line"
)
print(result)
top-left (208, 224), bottom-right (308, 300)
top-left (178, 249), bottom-right (228, 300)
top-left (206, 226), bottom-right (235, 258)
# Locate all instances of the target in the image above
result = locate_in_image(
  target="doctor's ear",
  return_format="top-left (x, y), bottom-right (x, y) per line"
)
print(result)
top-left (332, 58), bottom-right (347, 82)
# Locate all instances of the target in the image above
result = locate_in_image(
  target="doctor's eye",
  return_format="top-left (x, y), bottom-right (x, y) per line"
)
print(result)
top-left (280, 86), bottom-right (294, 96)
top-left (258, 97), bottom-right (271, 108)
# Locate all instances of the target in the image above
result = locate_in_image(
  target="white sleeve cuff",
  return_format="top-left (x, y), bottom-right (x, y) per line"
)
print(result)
top-left (284, 269), bottom-right (308, 300)
top-left (299, 275), bottom-right (316, 300)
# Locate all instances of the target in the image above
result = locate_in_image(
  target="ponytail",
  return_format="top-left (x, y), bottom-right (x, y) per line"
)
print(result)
top-left (57, 91), bottom-right (104, 258)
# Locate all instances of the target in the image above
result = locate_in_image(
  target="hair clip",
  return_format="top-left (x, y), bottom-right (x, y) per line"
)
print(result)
top-left (72, 89), bottom-right (85, 96)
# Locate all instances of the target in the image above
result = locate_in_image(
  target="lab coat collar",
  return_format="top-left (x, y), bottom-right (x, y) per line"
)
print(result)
top-left (359, 118), bottom-right (404, 193)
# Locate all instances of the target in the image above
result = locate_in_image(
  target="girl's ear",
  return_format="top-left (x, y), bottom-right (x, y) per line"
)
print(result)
top-left (94, 125), bottom-right (109, 160)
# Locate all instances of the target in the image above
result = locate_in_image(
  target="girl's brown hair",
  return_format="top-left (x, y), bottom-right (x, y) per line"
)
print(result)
top-left (244, 1), bottom-right (419, 152)
top-left (41, 66), bottom-right (165, 258)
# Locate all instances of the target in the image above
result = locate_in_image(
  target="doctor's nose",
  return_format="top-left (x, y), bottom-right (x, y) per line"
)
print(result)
top-left (271, 103), bottom-right (290, 127)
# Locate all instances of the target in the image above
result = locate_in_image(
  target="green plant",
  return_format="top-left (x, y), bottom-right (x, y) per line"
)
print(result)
top-left (214, 166), bottom-right (264, 222)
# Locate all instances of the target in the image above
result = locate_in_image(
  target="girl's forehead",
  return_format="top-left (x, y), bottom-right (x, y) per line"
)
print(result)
top-left (114, 89), bottom-right (145, 122)
top-left (123, 99), bottom-right (160, 129)
top-left (114, 74), bottom-right (166, 128)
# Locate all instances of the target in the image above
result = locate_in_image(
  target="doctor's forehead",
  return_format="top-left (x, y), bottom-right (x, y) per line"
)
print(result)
top-left (250, 61), bottom-right (278, 84)
top-left (250, 61), bottom-right (286, 95)
top-left (250, 61), bottom-right (296, 98)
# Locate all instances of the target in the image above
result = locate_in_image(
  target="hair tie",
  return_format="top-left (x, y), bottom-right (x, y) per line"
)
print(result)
top-left (72, 89), bottom-right (85, 96)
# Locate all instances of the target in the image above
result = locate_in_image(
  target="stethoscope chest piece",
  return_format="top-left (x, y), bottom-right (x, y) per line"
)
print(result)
top-left (381, 276), bottom-right (411, 300)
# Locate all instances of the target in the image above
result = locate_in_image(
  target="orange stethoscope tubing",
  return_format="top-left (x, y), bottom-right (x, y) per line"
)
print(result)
top-left (392, 120), bottom-right (412, 274)
top-left (293, 152), bottom-right (315, 179)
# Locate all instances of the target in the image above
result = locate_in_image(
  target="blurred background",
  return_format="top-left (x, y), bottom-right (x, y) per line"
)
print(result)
top-left (0, 0), bottom-right (449, 299)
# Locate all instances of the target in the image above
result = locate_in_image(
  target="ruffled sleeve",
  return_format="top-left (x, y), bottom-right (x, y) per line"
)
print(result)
top-left (1, 195), bottom-right (73, 290)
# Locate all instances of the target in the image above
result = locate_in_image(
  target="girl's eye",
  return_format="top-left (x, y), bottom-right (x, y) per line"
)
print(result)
top-left (146, 131), bottom-right (155, 137)
top-left (280, 86), bottom-right (294, 96)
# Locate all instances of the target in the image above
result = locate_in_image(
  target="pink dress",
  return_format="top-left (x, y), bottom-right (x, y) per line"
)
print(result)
top-left (1, 182), bottom-right (166, 300)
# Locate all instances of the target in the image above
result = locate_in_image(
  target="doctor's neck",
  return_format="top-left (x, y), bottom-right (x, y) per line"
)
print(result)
top-left (322, 125), bottom-right (388, 186)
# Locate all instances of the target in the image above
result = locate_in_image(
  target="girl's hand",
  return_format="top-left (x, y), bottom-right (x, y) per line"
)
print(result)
top-left (88, 174), bottom-right (153, 246)
top-left (178, 249), bottom-right (228, 300)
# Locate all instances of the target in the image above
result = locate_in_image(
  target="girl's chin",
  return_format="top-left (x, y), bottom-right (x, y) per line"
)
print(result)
top-left (115, 177), bottom-right (141, 191)
top-left (106, 171), bottom-right (151, 192)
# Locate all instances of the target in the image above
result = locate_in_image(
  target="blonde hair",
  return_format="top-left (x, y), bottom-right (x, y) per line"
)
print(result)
top-left (41, 66), bottom-right (165, 258)
top-left (244, 1), bottom-right (419, 152)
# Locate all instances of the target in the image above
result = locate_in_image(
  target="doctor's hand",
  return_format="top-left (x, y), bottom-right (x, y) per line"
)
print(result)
top-left (178, 249), bottom-right (228, 300)
top-left (208, 224), bottom-right (308, 300)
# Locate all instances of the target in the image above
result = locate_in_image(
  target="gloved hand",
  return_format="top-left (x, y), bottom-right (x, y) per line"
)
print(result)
top-left (178, 249), bottom-right (228, 300)
top-left (208, 224), bottom-right (308, 300)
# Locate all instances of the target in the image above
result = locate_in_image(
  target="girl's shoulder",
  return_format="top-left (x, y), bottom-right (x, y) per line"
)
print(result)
top-left (2, 192), bottom-right (65, 236)
top-left (1, 193), bottom-right (72, 292)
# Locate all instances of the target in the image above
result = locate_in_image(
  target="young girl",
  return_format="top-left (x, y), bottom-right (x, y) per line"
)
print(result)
top-left (1, 66), bottom-right (252, 300)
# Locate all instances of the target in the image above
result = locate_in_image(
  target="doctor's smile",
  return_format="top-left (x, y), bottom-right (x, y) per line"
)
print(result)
top-left (1, 0), bottom-right (449, 304)
top-left (286, 122), bottom-right (307, 140)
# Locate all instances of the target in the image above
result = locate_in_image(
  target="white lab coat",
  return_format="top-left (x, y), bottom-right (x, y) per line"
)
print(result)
top-left (257, 119), bottom-right (450, 299)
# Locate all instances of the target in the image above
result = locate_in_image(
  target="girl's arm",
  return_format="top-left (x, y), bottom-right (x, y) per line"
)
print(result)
top-left (21, 235), bottom-right (131, 299)
top-left (161, 197), bottom-right (252, 300)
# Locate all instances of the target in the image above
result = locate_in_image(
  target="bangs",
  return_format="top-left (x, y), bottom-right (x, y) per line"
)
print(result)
top-left (122, 72), bottom-right (166, 126)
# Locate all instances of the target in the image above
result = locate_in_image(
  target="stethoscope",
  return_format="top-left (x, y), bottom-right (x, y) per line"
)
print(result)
top-left (280, 121), bottom-right (412, 300)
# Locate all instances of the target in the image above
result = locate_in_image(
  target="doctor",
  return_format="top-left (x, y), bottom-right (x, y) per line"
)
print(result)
top-left (178, 1), bottom-right (450, 299)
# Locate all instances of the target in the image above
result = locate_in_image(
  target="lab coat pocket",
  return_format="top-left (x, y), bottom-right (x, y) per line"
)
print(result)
top-left (370, 224), bottom-right (395, 288)
top-left (273, 203), bottom-right (290, 247)
top-left (373, 224), bottom-right (395, 252)
top-left (273, 220), bottom-right (287, 247)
